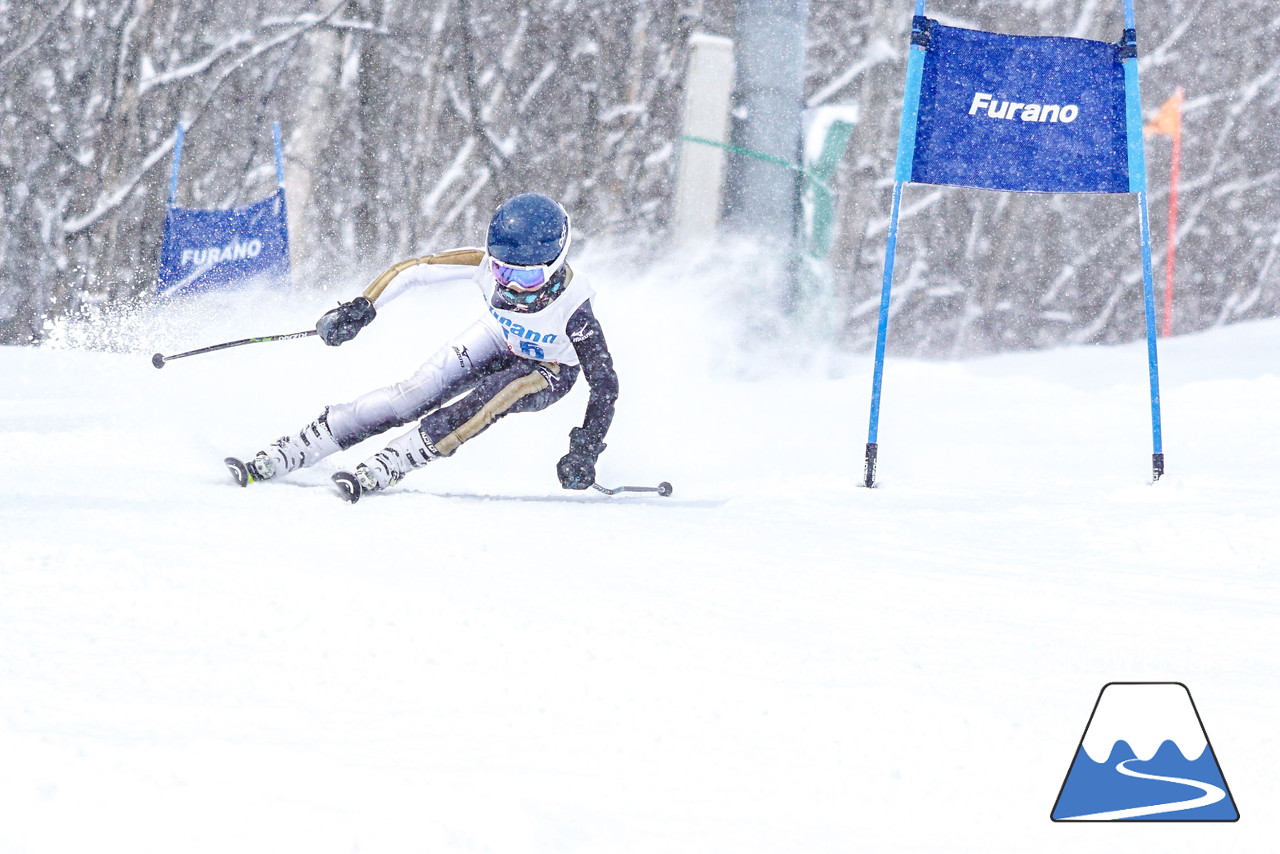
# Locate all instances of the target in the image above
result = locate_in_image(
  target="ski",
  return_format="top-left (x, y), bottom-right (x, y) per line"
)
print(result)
top-left (228, 461), bottom-right (672, 504)
top-left (225, 456), bottom-right (254, 487)
top-left (331, 471), bottom-right (363, 503)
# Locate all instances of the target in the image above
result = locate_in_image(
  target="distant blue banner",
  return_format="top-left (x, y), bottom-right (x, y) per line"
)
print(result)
top-left (156, 188), bottom-right (291, 298)
top-left (909, 21), bottom-right (1129, 193)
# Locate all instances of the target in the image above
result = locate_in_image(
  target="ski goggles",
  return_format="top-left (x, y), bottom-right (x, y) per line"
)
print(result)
top-left (490, 258), bottom-right (554, 292)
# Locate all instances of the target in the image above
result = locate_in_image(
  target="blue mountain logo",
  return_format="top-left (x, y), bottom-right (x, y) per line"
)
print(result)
top-left (1051, 683), bottom-right (1239, 821)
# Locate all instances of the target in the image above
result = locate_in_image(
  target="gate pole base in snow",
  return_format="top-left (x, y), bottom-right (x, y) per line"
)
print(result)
top-left (863, 443), bottom-right (878, 489)
top-left (1153, 452), bottom-right (1164, 482)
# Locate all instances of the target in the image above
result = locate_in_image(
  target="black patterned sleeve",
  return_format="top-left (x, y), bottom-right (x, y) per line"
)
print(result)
top-left (567, 301), bottom-right (619, 445)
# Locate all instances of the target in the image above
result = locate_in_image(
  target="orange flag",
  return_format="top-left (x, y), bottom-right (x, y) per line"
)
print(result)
top-left (1145, 88), bottom-right (1184, 137)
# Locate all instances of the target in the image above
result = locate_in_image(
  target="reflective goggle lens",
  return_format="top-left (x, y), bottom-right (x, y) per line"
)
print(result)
top-left (491, 259), bottom-right (547, 292)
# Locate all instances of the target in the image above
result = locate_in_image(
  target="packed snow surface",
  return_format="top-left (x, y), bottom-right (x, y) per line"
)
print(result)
top-left (3, 269), bottom-right (1278, 852)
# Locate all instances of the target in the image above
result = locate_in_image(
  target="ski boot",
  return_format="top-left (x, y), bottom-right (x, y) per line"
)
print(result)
top-left (228, 412), bottom-right (341, 487)
top-left (331, 424), bottom-right (439, 503)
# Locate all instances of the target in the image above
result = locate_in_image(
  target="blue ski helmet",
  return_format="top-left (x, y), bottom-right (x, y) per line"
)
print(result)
top-left (486, 194), bottom-right (572, 313)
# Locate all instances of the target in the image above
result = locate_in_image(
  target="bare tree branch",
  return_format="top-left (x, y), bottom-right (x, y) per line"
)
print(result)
top-left (0, 0), bottom-right (76, 73)
top-left (62, 0), bottom-right (349, 236)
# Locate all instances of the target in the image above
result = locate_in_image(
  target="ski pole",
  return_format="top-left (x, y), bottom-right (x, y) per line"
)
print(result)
top-left (591, 481), bottom-right (673, 497)
top-left (151, 329), bottom-right (318, 368)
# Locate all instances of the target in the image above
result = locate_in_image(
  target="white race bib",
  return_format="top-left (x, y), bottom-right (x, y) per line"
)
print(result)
top-left (475, 261), bottom-right (595, 365)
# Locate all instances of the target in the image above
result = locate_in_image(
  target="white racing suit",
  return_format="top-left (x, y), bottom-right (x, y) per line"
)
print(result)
top-left (258, 248), bottom-right (618, 488)
top-left (327, 318), bottom-right (579, 460)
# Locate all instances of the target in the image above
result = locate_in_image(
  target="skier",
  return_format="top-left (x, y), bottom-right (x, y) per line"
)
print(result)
top-left (225, 193), bottom-right (618, 502)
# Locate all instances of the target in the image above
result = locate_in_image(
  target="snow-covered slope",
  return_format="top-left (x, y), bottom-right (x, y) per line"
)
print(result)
top-left (3, 269), bottom-right (1278, 853)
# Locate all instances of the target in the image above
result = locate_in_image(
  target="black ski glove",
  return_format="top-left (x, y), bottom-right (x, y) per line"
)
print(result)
top-left (557, 426), bottom-right (606, 490)
top-left (316, 296), bottom-right (376, 346)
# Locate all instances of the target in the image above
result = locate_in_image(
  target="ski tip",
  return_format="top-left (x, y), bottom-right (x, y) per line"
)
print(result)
top-left (224, 456), bottom-right (252, 487)
top-left (331, 471), bottom-right (362, 504)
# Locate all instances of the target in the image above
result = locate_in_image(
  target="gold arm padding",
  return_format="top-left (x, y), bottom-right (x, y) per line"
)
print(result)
top-left (432, 366), bottom-right (557, 456)
top-left (360, 247), bottom-right (486, 303)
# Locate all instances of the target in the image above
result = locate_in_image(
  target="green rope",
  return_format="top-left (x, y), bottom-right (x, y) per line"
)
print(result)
top-left (680, 135), bottom-right (832, 196)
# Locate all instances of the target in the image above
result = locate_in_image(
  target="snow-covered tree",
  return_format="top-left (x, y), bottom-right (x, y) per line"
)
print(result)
top-left (1, 0), bottom-right (1276, 355)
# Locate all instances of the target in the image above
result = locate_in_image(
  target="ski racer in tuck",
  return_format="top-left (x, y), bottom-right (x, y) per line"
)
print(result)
top-left (226, 193), bottom-right (618, 502)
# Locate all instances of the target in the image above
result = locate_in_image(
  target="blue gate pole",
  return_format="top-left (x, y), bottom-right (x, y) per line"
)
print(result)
top-left (271, 121), bottom-right (294, 284)
top-left (1122, 0), bottom-right (1165, 481)
top-left (865, 181), bottom-right (905, 488)
top-left (167, 123), bottom-right (186, 208)
top-left (272, 122), bottom-right (286, 188)
top-left (1137, 191), bottom-right (1165, 479)
top-left (864, 0), bottom-right (928, 488)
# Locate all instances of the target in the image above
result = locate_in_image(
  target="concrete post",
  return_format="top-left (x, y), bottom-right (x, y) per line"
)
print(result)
top-left (724, 0), bottom-right (809, 280)
top-left (673, 33), bottom-right (736, 246)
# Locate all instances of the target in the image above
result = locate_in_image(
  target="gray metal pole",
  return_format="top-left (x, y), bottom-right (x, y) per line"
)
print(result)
top-left (725, 0), bottom-right (809, 309)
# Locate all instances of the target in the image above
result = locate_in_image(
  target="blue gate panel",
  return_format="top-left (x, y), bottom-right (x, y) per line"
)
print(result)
top-left (911, 21), bottom-right (1129, 194)
top-left (156, 188), bottom-right (291, 298)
